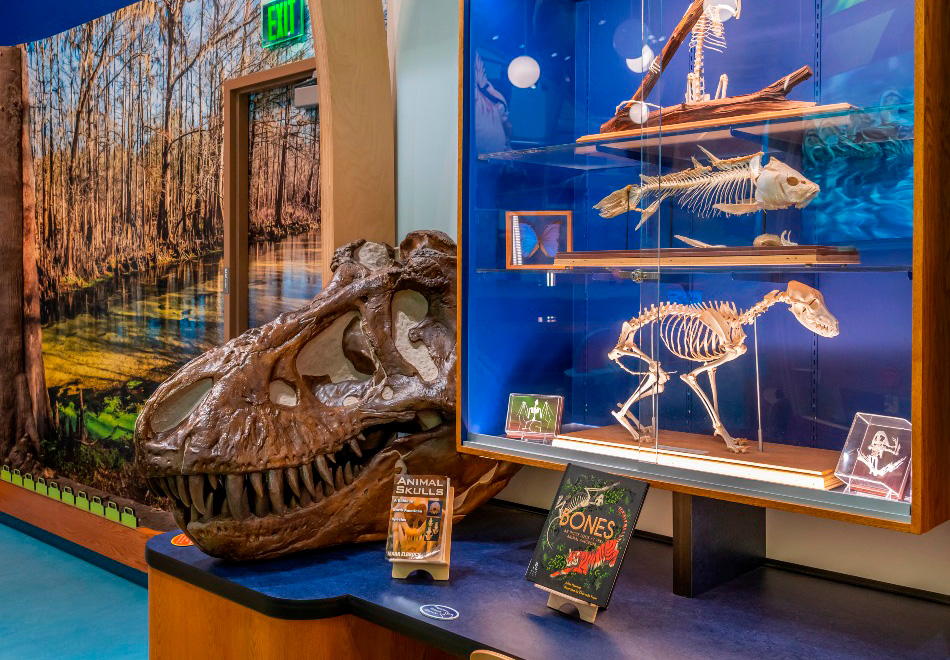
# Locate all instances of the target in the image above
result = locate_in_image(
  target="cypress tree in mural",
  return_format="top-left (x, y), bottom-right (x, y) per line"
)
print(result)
top-left (0, 47), bottom-right (48, 470)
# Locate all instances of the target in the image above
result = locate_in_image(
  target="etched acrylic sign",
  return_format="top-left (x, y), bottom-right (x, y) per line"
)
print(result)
top-left (834, 413), bottom-right (911, 500)
top-left (505, 394), bottom-right (564, 441)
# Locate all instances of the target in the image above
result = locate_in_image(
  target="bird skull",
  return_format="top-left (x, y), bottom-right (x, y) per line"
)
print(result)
top-left (786, 280), bottom-right (839, 338)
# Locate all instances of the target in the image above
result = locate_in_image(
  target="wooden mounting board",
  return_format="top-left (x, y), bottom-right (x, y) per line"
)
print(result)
top-left (577, 103), bottom-right (854, 144)
top-left (554, 245), bottom-right (860, 269)
top-left (553, 427), bottom-right (842, 490)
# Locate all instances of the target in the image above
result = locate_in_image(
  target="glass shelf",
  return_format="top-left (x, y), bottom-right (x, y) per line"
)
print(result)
top-left (474, 238), bottom-right (912, 275)
top-left (477, 103), bottom-right (913, 171)
top-left (463, 433), bottom-right (912, 524)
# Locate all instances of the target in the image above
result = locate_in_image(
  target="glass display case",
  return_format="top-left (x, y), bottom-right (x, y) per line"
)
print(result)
top-left (458, 0), bottom-right (949, 532)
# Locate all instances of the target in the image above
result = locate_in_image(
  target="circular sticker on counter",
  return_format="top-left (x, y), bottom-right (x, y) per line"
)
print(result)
top-left (170, 533), bottom-right (193, 547)
top-left (419, 604), bottom-right (459, 621)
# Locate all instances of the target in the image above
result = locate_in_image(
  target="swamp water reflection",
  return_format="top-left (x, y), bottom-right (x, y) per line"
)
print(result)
top-left (42, 230), bottom-right (323, 398)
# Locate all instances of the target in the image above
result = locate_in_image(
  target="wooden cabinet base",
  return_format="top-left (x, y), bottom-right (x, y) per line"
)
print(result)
top-left (148, 570), bottom-right (457, 660)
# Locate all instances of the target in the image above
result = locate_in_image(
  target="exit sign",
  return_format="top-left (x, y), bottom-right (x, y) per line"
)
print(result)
top-left (262, 0), bottom-right (306, 49)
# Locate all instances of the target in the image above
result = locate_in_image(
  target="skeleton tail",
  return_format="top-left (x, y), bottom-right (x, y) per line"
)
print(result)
top-left (594, 184), bottom-right (643, 219)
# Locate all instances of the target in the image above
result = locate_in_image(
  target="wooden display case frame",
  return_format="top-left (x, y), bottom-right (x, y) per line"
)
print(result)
top-left (455, 0), bottom-right (950, 534)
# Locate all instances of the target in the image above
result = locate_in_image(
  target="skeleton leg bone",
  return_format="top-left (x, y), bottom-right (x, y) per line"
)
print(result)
top-left (715, 74), bottom-right (728, 100)
top-left (707, 366), bottom-right (719, 415)
top-left (609, 344), bottom-right (670, 441)
top-left (680, 346), bottom-right (749, 453)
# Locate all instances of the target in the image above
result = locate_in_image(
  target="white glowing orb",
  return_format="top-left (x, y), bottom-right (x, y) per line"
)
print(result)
top-left (507, 56), bottom-right (541, 89)
top-left (704, 0), bottom-right (740, 22)
top-left (628, 101), bottom-right (651, 125)
top-left (625, 44), bottom-right (655, 74)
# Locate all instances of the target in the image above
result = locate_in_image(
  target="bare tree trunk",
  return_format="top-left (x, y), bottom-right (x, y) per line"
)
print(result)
top-left (19, 46), bottom-right (49, 440)
top-left (273, 96), bottom-right (291, 231)
top-left (0, 47), bottom-right (40, 470)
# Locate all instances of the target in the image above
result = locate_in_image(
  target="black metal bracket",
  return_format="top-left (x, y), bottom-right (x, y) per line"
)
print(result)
top-left (672, 493), bottom-right (766, 598)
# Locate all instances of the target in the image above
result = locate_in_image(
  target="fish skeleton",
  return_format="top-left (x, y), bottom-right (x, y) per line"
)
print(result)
top-left (594, 146), bottom-right (820, 229)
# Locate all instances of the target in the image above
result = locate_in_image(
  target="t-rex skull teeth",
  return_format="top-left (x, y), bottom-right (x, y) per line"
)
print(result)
top-left (135, 230), bottom-right (518, 560)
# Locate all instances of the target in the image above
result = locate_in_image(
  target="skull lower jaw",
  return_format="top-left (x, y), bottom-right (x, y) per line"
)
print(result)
top-left (179, 449), bottom-right (403, 560)
top-left (149, 419), bottom-right (429, 559)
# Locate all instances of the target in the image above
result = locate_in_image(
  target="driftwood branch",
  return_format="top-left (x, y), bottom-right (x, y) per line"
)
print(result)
top-left (601, 65), bottom-right (815, 133)
top-left (627, 0), bottom-right (706, 106)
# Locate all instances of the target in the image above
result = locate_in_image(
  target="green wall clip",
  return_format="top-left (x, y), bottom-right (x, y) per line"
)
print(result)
top-left (61, 486), bottom-right (75, 506)
top-left (11, 469), bottom-right (22, 487)
top-left (47, 481), bottom-right (61, 501)
top-left (34, 477), bottom-right (48, 496)
top-left (105, 501), bottom-right (121, 523)
top-left (22, 473), bottom-right (35, 491)
top-left (90, 496), bottom-right (105, 517)
top-left (1, 465), bottom-right (10, 482)
top-left (74, 491), bottom-right (90, 511)
top-left (120, 507), bottom-right (138, 528)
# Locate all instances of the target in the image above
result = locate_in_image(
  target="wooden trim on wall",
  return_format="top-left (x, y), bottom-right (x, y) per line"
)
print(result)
top-left (912, 0), bottom-right (950, 534)
top-left (308, 0), bottom-right (396, 280)
top-left (0, 480), bottom-right (160, 572)
top-left (455, 0), bottom-right (466, 462)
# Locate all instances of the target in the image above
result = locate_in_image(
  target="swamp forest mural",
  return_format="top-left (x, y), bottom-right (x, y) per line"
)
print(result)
top-left (15, 0), bottom-right (324, 509)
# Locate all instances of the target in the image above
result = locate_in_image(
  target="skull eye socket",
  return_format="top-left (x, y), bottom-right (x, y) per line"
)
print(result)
top-left (269, 380), bottom-right (298, 407)
top-left (392, 290), bottom-right (439, 382)
top-left (342, 316), bottom-right (376, 375)
top-left (787, 176), bottom-right (800, 186)
top-left (296, 311), bottom-right (373, 383)
top-left (150, 378), bottom-right (213, 433)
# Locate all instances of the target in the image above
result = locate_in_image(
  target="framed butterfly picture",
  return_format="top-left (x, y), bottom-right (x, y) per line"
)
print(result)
top-left (505, 211), bottom-right (572, 269)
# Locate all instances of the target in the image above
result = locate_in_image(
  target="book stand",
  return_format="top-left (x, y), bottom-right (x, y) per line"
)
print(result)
top-left (534, 585), bottom-right (599, 623)
top-left (391, 488), bottom-right (454, 581)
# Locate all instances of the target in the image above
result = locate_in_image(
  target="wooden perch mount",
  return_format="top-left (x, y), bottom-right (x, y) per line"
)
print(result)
top-left (601, 65), bottom-right (815, 134)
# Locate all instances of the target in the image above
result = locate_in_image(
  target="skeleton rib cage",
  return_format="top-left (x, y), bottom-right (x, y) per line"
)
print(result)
top-left (610, 295), bottom-right (781, 454)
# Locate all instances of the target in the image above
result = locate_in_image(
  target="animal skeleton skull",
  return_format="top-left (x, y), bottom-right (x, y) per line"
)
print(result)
top-left (135, 231), bottom-right (518, 560)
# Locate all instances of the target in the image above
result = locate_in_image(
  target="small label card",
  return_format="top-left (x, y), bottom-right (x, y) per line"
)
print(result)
top-left (835, 413), bottom-right (912, 500)
top-left (505, 393), bottom-right (564, 440)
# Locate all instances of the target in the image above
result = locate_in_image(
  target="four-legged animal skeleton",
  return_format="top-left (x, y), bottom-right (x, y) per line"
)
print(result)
top-left (609, 281), bottom-right (839, 453)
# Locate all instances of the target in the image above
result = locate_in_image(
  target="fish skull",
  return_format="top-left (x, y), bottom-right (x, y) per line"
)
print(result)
top-left (755, 158), bottom-right (820, 210)
top-left (785, 280), bottom-right (839, 338)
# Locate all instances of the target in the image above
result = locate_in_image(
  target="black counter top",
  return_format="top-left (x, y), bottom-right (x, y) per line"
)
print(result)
top-left (146, 503), bottom-right (949, 660)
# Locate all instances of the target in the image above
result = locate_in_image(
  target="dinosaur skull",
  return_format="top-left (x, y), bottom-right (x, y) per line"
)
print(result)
top-left (135, 231), bottom-right (518, 560)
top-left (756, 158), bottom-right (820, 210)
top-left (785, 280), bottom-right (839, 338)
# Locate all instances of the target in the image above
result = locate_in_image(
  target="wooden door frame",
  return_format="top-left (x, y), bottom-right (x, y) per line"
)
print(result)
top-left (222, 58), bottom-right (317, 339)
top-left (223, 0), bottom-right (396, 340)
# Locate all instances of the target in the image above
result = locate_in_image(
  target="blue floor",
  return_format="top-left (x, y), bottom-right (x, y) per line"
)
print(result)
top-left (0, 523), bottom-right (147, 660)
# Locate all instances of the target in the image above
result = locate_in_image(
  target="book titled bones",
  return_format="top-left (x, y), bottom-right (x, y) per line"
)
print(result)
top-left (525, 464), bottom-right (648, 608)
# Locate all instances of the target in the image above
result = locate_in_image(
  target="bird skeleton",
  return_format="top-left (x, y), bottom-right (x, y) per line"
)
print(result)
top-left (609, 281), bottom-right (839, 453)
top-left (686, 1), bottom-right (740, 103)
